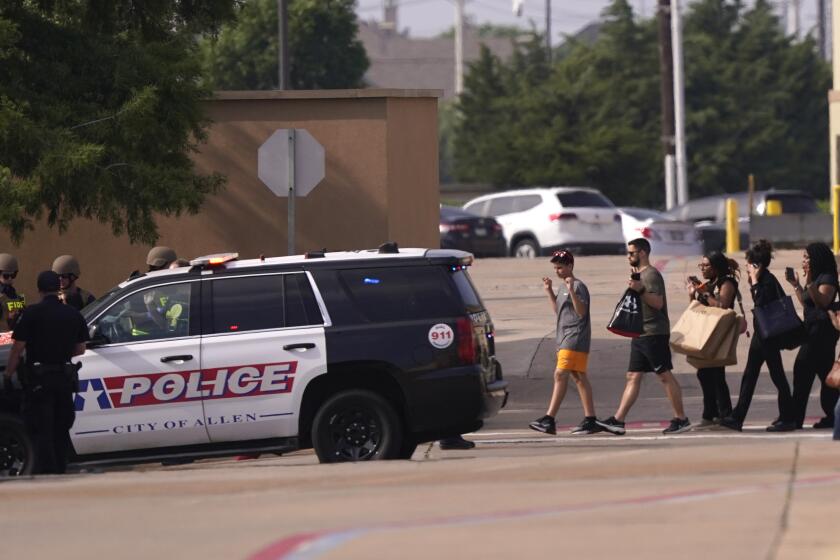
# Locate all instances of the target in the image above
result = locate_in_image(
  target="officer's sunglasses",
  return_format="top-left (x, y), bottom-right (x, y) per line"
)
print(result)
top-left (1, 272), bottom-right (16, 280)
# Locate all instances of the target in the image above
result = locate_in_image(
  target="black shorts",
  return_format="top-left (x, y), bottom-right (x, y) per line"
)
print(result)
top-left (628, 335), bottom-right (673, 374)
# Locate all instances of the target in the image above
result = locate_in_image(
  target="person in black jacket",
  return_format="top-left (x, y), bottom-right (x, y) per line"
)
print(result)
top-left (3, 271), bottom-right (89, 474)
top-left (787, 242), bottom-right (839, 429)
top-left (721, 240), bottom-right (796, 432)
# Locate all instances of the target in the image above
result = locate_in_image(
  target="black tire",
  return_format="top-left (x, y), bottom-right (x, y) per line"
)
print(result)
top-left (0, 414), bottom-right (33, 476)
top-left (311, 390), bottom-right (403, 463)
top-left (512, 238), bottom-right (540, 258)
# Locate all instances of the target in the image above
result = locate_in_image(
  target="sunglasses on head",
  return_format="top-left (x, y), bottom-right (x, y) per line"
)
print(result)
top-left (550, 250), bottom-right (573, 263)
top-left (1, 272), bottom-right (16, 280)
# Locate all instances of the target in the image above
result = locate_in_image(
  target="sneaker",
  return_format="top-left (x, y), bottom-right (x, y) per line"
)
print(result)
top-left (766, 421), bottom-right (797, 432)
top-left (570, 417), bottom-right (604, 435)
top-left (812, 417), bottom-right (834, 429)
top-left (719, 416), bottom-right (743, 432)
top-left (439, 435), bottom-right (476, 450)
top-left (529, 415), bottom-right (556, 435)
top-left (663, 417), bottom-right (691, 434)
top-left (595, 416), bottom-right (626, 435)
top-left (692, 418), bottom-right (718, 431)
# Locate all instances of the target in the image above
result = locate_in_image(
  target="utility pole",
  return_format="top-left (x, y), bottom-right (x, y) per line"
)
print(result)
top-left (546, 0), bottom-right (552, 62)
top-left (277, 0), bottom-right (289, 90)
top-left (656, 0), bottom-right (676, 209)
top-left (455, 0), bottom-right (465, 95)
top-left (383, 0), bottom-right (398, 34)
top-left (818, 0), bottom-right (827, 59)
top-left (787, 0), bottom-right (802, 39)
top-left (672, 0), bottom-right (688, 205)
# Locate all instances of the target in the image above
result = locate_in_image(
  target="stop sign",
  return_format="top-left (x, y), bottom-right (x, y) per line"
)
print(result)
top-left (257, 129), bottom-right (325, 197)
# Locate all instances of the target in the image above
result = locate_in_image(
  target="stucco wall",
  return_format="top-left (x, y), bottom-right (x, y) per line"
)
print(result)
top-left (0, 89), bottom-right (441, 300)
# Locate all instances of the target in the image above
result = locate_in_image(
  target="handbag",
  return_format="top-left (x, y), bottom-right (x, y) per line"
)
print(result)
top-left (686, 319), bottom-right (740, 368)
top-left (670, 301), bottom-right (737, 359)
top-left (607, 289), bottom-right (644, 338)
top-left (753, 279), bottom-right (804, 346)
top-left (827, 360), bottom-right (840, 389)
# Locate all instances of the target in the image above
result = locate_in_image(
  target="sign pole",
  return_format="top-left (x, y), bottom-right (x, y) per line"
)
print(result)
top-left (287, 128), bottom-right (296, 255)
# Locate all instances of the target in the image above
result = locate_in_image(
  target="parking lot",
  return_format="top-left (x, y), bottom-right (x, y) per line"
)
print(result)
top-left (2, 250), bottom-right (839, 560)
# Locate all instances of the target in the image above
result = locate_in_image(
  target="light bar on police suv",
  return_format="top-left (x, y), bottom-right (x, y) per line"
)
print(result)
top-left (190, 252), bottom-right (239, 267)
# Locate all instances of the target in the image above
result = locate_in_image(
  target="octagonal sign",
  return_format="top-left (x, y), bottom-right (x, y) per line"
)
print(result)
top-left (257, 129), bottom-right (325, 197)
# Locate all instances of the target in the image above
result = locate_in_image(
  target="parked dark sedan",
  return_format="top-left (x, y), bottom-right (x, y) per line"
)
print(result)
top-left (440, 206), bottom-right (507, 257)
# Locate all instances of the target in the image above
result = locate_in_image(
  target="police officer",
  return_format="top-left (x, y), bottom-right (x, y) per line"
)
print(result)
top-left (147, 246), bottom-right (177, 271)
top-left (0, 253), bottom-right (25, 331)
top-left (3, 271), bottom-right (89, 474)
top-left (52, 255), bottom-right (96, 311)
top-left (128, 246), bottom-right (178, 280)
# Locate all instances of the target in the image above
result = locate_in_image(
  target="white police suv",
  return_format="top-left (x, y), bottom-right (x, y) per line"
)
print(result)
top-left (0, 245), bottom-right (507, 474)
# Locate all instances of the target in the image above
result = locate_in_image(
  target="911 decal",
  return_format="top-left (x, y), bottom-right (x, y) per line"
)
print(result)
top-left (74, 361), bottom-right (297, 412)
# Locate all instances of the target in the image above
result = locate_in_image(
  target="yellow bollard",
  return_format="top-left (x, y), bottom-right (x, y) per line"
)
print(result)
top-left (834, 185), bottom-right (840, 255)
top-left (765, 200), bottom-right (783, 216)
top-left (726, 198), bottom-right (739, 254)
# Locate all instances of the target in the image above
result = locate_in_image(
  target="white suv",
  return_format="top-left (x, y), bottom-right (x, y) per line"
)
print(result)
top-left (463, 187), bottom-right (625, 257)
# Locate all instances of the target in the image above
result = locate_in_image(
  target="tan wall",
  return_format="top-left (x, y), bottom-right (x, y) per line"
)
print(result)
top-left (0, 89), bottom-right (441, 301)
top-left (830, 91), bottom-right (840, 191)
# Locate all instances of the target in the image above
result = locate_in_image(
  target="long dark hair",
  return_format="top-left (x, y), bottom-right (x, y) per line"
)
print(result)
top-left (805, 242), bottom-right (838, 284)
top-left (745, 239), bottom-right (773, 268)
top-left (706, 250), bottom-right (740, 281)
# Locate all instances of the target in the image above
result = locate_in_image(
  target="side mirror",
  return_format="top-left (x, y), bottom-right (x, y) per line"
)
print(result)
top-left (87, 324), bottom-right (110, 348)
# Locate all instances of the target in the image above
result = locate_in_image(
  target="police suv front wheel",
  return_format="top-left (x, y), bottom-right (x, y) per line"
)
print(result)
top-left (311, 390), bottom-right (403, 463)
top-left (0, 414), bottom-right (33, 476)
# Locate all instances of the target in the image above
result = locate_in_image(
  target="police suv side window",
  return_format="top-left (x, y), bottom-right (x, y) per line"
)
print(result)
top-left (284, 273), bottom-right (323, 327)
top-left (209, 273), bottom-right (322, 334)
top-left (337, 266), bottom-right (461, 322)
top-left (94, 283), bottom-right (193, 344)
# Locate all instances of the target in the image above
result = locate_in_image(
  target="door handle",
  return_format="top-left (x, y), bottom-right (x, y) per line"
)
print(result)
top-left (160, 354), bottom-right (194, 363)
top-left (283, 343), bottom-right (315, 351)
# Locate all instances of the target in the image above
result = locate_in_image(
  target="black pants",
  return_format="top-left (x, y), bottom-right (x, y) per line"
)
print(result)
top-left (731, 333), bottom-right (794, 424)
top-left (792, 322), bottom-right (839, 427)
top-left (22, 388), bottom-right (76, 474)
top-left (697, 367), bottom-right (732, 421)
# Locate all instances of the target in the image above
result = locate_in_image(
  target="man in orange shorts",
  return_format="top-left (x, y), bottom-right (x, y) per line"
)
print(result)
top-left (529, 250), bottom-right (602, 435)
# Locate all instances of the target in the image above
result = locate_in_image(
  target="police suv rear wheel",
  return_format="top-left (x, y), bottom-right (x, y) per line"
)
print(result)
top-left (312, 390), bottom-right (402, 463)
top-left (0, 414), bottom-right (33, 476)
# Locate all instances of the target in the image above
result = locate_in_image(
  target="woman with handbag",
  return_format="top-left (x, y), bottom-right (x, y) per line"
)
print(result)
top-left (721, 240), bottom-right (796, 432)
top-left (788, 242), bottom-right (840, 429)
top-left (686, 251), bottom-right (739, 428)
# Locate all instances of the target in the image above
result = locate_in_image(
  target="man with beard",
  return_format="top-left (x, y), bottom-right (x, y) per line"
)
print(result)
top-left (597, 238), bottom-right (691, 435)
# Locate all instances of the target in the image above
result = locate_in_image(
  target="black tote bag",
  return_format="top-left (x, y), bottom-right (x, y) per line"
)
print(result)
top-left (753, 280), bottom-right (804, 348)
top-left (607, 289), bottom-right (644, 338)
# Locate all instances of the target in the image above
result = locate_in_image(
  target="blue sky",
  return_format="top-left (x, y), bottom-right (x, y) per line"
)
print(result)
top-left (356, 1), bottom-right (821, 42)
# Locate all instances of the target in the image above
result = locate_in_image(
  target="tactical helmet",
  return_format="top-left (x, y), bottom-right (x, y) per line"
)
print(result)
top-left (0, 253), bottom-right (19, 273)
top-left (146, 246), bottom-right (177, 268)
top-left (52, 254), bottom-right (81, 277)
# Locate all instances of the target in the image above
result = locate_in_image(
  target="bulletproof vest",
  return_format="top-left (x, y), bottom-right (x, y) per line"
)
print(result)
top-left (0, 285), bottom-right (25, 331)
top-left (61, 287), bottom-right (95, 311)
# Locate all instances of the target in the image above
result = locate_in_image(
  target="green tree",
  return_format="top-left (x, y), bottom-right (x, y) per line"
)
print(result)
top-left (453, 45), bottom-right (517, 184)
top-left (684, 0), bottom-right (830, 197)
top-left (201, 0), bottom-right (369, 90)
top-left (452, 0), bottom-right (831, 206)
top-left (0, 0), bottom-right (238, 244)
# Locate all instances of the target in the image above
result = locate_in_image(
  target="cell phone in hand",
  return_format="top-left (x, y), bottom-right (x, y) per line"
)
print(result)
top-left (688, 275), bottom-right (701, 285)
top-left (785, 267), bottom-right (795, 282)
top-left (630, 272), bottom-right (641, 281)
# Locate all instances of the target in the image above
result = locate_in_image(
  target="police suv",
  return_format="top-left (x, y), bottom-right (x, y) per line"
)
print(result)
top-left (0, 246), bottom-right (507, 475)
